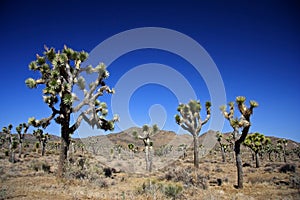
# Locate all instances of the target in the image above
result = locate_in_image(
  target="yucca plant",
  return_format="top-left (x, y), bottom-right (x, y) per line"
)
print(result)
top-left (277, 139), bottom-right (288, 162)
top-left (136, 124), bottom-right (159, 172)
top-left (2, 124), bottom-right (17, 163)
top-left (175, 100), bottom-right (211, 168)
top-left (25, 46), bottom-right (118, 177)
top-left (15, 123), bottom-right (29, 158)
top-left (216, 131), bottom-right (227, 162)
top-left (128, 143), bottom-right (135, 159)
top-left (243, 132), bottom-right (267, 168)
top-left (33, 128), bottom-right (50, 156)
top-left (220, 96), bottom-right (258, 189)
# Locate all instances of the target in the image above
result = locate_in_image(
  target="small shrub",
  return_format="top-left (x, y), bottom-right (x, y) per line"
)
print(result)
top-left (30, 160), bottom-right (51, 173)
top-left (279, 164), bottom-right (296, 173)
top-left (163, 167), bottom-right (208, 189)
top-left (42, 163), bottom-right (51, 173)
top-left (290, 175), bottom-right (300, 189)
top-left (164, 183), bottom-right (183, 200)
top-left (95, 178), bottom-right (108, 188)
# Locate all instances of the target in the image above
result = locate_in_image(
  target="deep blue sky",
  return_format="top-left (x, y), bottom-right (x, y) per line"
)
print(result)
top-left (0, 0), bottom-right (299, 142)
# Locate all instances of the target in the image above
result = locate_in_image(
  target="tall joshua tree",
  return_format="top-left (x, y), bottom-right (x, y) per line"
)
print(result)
top-left (243, 132), bottom-right (267, 168)
top-left (2, 124), bottom-right (17, 163)
top-left (33, 128), bottom-right (50, 156)
top-left (25, 45), bottom-right (118, 177)
top-left (16, 123), bottom-right (29, 158)
top-left (277, 139), bottom-right (288, 162)
top-left (175, 100), bottom-right (211, 168)
top-left (216, 131), bottom-right (227, 163)
top-left (220, 96), bottom-right (258, 189)
top-left (135, 124), bottom-right (158, 172)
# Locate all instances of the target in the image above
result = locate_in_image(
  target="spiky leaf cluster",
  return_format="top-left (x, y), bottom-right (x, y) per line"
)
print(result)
top-left (33, 129), bottom-right (50, 143)
top-left (175, 100), bottom-right (211, 136)
top-left (243, 132), bottom-right (267, 153)
top-left (220, 96), bottom-right (258, 129)
top-left (25, 45), bottom-right (118, 132)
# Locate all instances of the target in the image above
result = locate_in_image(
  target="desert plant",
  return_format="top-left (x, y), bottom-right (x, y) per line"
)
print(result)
top-left (128, 143), bottom-right (135, 159)
top-left (164, 183), bottom-right (183, 200)
top-left (15, 123), bottom-right (29, 158)
top-left (2, 124), bottom-right (18, 163)
top-left (263, 138), bottom-right (273, 161)
top-left (277, 139), bottom-right (288, 162)
top-left (216, 131), bottom-right (227, 162)
top-left (175, 100), bottom-right (211, 168)
top-left (243, 132), bottom-right (268, 168)
top-left (25, 45), bottom-right (118, 177)
top-left (220, 96), bottom-right (258, 189)
top-left (33, 128), bottom-right (50, 156)
top-left (136, 124), bottom-right (159, 172)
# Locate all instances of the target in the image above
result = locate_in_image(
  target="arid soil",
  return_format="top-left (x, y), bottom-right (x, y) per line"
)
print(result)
top-left (0, 129), bottom-right (299, 199)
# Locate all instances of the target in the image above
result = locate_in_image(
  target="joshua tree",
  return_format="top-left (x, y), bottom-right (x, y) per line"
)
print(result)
top-left (175, 100), bottom-right (211, 168)
top-left (2, 124), bottom-right (17, 162)
top-left (263, 138), bottom-right (273, 161)
top-left (15, 123), bottom-right (29, 158)
top-left (220, 96), bottom-right (258, 189)
top-left (277, 139), bottom-right (288, 162)
top-left (25, 46), bottom-right (118, 177)
top-left (135, 124), bottom-right (158, 172)
top-left (216, 131), bottom-right (227, 162)
top-left (243, 132), bottom-right (268, 168)
top-left (128, 143), bottom-right (135, 159)
top-left (33, 128), bottom-right (50, 156)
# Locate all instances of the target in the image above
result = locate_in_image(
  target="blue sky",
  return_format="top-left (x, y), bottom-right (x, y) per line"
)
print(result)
top-left (0, 0), bottom-right (299, 142)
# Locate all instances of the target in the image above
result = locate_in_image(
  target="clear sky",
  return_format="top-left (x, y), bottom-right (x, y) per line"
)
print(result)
top-left (0, 0), bottom-right (299, 142)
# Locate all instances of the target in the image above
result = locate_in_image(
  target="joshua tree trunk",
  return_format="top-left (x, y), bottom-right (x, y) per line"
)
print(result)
top-left (18, 141), bottom-right (22, 158)
top-left (58, 103), bottom-right (71, 178)
top-left (235, 142), bottom-right (243, 188)
top-left (9, 136), bottom-right (15, 163)
top-left (268, 152), bottom-right (272, 161)
top-left (145, 146), bottom-right (150, 171)
top-left (149, 146), bottom-right (153, 172)
top-left (255, 152), bottom-right (260, 168)
top-left (193, 135), bottom-right (199, 168)
top-left (235, 125), bottom-right (250, 189)
top-left (221, 146), bottom-right (226, 163)
top-left (283, 147), bottom-right (287, 163)
top-left (42, 142), bottom-right (46, 156)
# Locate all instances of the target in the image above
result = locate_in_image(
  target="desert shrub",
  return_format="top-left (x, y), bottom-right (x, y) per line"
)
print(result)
top-left (163, 183), bottom-right (183, 200)
top-left (94, 178), bottom-right (108, 188)
top-left (163, 166), bottom-right (208, 189)
top-left (290, 175), bottom-right (300, 189)
top-left (279, 164), bottom-right (296, 173)
top-left (0, 187), bottom-right (7, 200)
top-left (30, 160), bottom-right (51, 173)
top-left (242, 163), bottom-right (252, 167)
top-left (137, 179), bottom-right (183, 199)
top-left (42, 163), bottom-right (50, 173)
top-left (136, 179), bottom-right (163, 196)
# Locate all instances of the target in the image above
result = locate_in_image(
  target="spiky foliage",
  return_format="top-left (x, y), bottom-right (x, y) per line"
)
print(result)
top-left (33, 128), bottom-right (50, 156)
top-left (2, 124), bottom-right (17, 162)
top-left (25, 46), bottom-right (118, 177)
top-left (137, 124), bottom-right (159, 172)
top-left (220, 96), bottom-right (258, 189)
top-left (15, 123), bottom-right (29, 158)
top-left (175, 100), bottom-right (211, 168)
top-left (243, 132), bottom-right (268, 168)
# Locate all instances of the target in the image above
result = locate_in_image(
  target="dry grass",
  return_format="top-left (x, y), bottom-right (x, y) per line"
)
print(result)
top-left (0, 147), bottom-right (300, 200)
